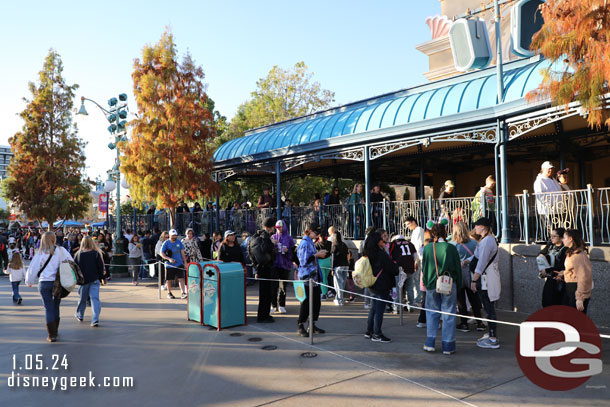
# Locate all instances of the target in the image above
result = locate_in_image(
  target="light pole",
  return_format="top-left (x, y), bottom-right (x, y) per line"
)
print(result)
top-left (77, 94), bottom-right (129, 276)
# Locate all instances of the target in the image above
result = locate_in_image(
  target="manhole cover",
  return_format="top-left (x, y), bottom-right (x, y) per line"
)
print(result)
top-left (261, 345), bottom-right (277, 351)
top-left (248, 337), bottom-right (262, 342)
top-left (230, 333), bottom-right (243, 337)
top-left (300, 352), bottom-right (318, 358)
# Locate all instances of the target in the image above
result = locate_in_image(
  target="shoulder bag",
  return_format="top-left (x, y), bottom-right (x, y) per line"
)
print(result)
top-left (433, 243), bottom-right (453, 295)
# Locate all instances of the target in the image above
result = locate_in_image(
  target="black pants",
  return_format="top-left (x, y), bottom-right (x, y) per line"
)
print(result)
top-left (257, 267), bottom-right (276, 321)
top-left (298, 284), bottom-right (321, 325)
top-left (477, 283), bottom-right (497, 338)
top-left (563, 282), bottom-right (590, 314)
top-left (542, 277), bottom-right (565, 307)
top-left (418, 291), bottom-right (427, 324)
top-left (271, 267), bottom-right (291, 308)
top-left (457, 286), bottom-right (482, 324)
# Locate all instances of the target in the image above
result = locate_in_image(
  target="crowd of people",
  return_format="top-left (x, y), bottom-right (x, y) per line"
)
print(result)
top-left (2, 158), bottom-right (594, 345)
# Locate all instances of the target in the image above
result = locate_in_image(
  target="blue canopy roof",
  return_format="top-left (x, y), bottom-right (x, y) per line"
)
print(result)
top-left (214, 57), bottom-right (551, 163)
top-left (53, 220), bottom-right (84, 228)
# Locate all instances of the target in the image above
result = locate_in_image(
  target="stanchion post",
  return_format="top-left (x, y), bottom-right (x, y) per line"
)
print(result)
top-left (158, 260), bottom-right (162, 300)
top-left (523, 190), bottom-right (530, 244)
top-left (309, 278), bottom-right (314, 345)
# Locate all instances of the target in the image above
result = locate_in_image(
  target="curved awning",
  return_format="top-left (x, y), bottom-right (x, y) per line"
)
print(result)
top-left (214, 57), bottom-right (552, 164)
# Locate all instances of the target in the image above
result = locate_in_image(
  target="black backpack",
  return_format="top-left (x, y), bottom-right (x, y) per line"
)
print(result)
top-left (247, 231), bottom-right (275, 268)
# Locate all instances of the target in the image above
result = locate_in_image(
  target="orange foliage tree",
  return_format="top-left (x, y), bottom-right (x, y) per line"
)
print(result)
top-left (121, 30), bottom-right (219, 226)
top-left (528, 0), bottom-right (610, 128)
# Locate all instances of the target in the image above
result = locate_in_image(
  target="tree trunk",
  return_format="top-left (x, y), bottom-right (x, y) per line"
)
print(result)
top-left (168, 207), bottom-right (176, 229)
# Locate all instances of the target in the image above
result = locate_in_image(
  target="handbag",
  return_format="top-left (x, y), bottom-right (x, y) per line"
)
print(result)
top-left (433, 243), bottom-right (453, 295)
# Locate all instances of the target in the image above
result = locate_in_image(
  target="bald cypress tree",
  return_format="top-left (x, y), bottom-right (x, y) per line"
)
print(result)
top-left (5, 49), bottom-right (90, 228)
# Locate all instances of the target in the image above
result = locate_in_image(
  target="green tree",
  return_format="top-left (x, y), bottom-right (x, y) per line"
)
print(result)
top-left (217, 62), bottom-right (336, 204)
top-left (5, 50), bottom-right (91, 229)
top-left (528, 0), bottom-right (610, 128)
top-left (122, 29), bottom-right (220, 226)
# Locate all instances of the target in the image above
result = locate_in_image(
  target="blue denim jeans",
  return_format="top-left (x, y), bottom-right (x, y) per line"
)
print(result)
top-left (11, 281), bottom-right (22, 302)
top-left (39, 281), bottom-right (60, 324)
top-left (425, 284), bottom-right (457, 352)
top-left (364, 288), bottom-right (372, 306)
top-left (76, 281), bottom-right (101, 324)
top-left (333, 267), bottom-right (348, 303)
top-left (367, 292), bottom-right (390, 336)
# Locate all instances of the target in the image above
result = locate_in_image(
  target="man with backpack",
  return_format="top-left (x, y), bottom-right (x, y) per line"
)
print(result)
top-left (248, 217), bottom-right (277, 323)
top-left (389, 234), bottom-right (418, 312)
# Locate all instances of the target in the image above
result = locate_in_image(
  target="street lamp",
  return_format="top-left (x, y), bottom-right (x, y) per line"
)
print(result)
top-left (77, 93), bottom-right (129, 276)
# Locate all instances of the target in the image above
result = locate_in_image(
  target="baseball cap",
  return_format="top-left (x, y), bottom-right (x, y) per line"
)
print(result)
top-left (224, 230), bottom-right (235, 239)
top-left (8, 237), bottom-right (15, 244)
top-left (169, 229), bottom-right (178, 236)
top-left (541, 161), bottom-right (555, 169)
top-left (444, 180), bottom-right (455, 188)
top-left (275, 220), bottom-right (284, 228)
top-left (391, 234), bottom-right (406, 242)
top-left (473, 217), bottom-right (492, 228)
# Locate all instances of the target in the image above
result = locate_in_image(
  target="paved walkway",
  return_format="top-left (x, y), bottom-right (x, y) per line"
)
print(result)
top-left (0, 276), bottom-right (609, 407)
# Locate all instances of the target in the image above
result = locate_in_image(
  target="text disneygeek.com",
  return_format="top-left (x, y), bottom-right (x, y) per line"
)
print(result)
top-left (7, 354), bottom-right (134, 391)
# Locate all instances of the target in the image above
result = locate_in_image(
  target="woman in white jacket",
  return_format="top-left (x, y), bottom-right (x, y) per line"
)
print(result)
top-left (25, 232), bottom-right (73, 342)
top-left (471, 217), bottom-right (500, 350)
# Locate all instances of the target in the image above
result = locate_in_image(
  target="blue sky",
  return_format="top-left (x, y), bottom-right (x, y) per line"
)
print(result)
top-left (0, 0), bottom-right (439, 181)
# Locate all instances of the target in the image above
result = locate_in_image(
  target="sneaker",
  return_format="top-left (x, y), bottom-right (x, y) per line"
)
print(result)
top-left (364, 303), bottom-right (371, 310)
top-left (297, 324), bottom-right (307, 337)
top-left (423, 345), bottom-right (435, 352)
top-left (270, 306), bottom-right (278, 314)
top-left (327, 292), bottom-right (335, 299)
top-left (133, 281), bottom-right (138, 286)
top-left (457, 323), bottom-right (470, 332)
top-left (278, 306), bottom-right (287, 314)
top-left (321, 294), bottom-right (327, 300)
top-left (17, 298), bottom-right (22, 305)
top-left (167, 292), bottom-right (176, 299)
top-left (75, 314), bottom-right (83, 322)
top-left (91, 322), bottom-right (99, 327)
top-left (371, 334), bottom-right (392, 343)
top-left (333, 299), bottom-right (343, 306)
top-left (443, 350), bottom-right (455, 355)
top-left (476, 322), bottom-right (487, 331)
top-left (467, 318), bottom-right (476, 324)
top-left (161, 284), bottom-right (167, 291)
top-left (416, 322), bottom-right (426, 328)
top-left (309, 324), bottom-right (325, 334)
top-left (364, 331), bottom-right (372, 339)
top-left (477, 333), bottom-right (490, 342)
top-left (181, 292), bottom-right (188, 299)
top-left (477, 337), bottom-right (500, 349)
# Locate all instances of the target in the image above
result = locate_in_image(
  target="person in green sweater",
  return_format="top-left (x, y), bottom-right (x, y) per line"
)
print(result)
top-left (421, 223), bottom-right (462, 355)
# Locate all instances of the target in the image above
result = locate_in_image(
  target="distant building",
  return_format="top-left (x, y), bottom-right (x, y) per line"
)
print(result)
top-left (0, 145), bottom-right (13, 178)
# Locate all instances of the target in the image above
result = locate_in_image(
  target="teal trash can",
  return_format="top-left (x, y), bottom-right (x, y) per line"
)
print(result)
top-left (187, 260), bottom-right (222, 324)
top-left (201, 262), bottom-right (247, 330)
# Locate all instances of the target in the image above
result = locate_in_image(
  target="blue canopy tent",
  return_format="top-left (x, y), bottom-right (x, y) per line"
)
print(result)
top-left (53, 220), bottom-right (85, 228)
top-left (91, 221), bottom-right (107, 228)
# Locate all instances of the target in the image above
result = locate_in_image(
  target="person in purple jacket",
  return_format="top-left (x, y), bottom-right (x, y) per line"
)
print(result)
top-left (270, 219), bottom-right (295, 314)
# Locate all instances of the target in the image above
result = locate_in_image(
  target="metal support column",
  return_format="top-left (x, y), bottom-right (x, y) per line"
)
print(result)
top-left (276, 161), bottom-right (282, 220)
top-left (500, 121), bottom-right (510, 243)
top-left (364, 146), bottom-right (371, 229)
top-left (419, 160), bottom-right (425, 200)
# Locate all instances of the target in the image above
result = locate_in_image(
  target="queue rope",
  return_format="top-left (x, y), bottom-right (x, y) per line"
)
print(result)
top-left (140, 261), bottom-right (610, 339)
top-left (234, 274), bottom-right (610, 339)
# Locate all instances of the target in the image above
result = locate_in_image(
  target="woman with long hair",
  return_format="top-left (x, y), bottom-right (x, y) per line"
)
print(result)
top-left (181, 228), bottom-right (204, 263)
top-left (363, 231), bottom-right (399, 343)
top-left (4, 252), bottom-right (25, 304)
top-left (348, 183), bottom-right (365, 238)
top-left (25, 231), bottom-right (73, 342)
top-left (559, 229), bottom-right (592, 313)
top-left (218, 230), bottom-right (244, 263)
top-left (421, 223), bottom-right (461, 354)
top-left (537, 227), bottom-right (567, 307)
top-left (74, 236), bottom-right (105, 326)
top-left (330, 231), bottom-right (349, 306)
top-left (450, 221), bottom-right (485, 332)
